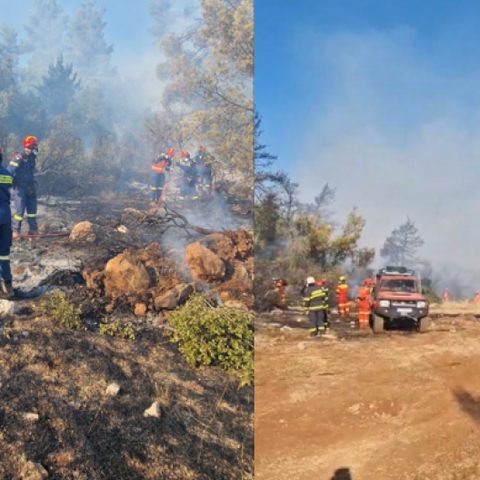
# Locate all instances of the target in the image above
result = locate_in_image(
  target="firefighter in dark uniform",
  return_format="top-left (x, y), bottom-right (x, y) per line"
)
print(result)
top-left (8, 135), bottom-right (39, 238)
top-left (150, 148), bottom-right (174, 203)
top-left (177, 151), bottom-right (198, 203)
top-left (194, 145), bottom-right (214, 193)
top-left (301, 276), bottom-right (328, 338)
top-left (0, 146), bottom-right (14, 297)
top-left (316, 278), bottom-right (331, 332)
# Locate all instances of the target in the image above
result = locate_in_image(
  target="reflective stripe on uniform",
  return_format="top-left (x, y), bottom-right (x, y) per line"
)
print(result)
top-left (308, 305), bottom-right (326, 311)
top-left (0, 175), bottom-right (12, 184)
top-left (9, 162), bottom-right (18, 167)
top-left (150, 187), bottom-right (157, 190)
top-left (308, 326), bottom-right (325, 332)
top-left (14, 215), bottom-right (22, 221)
top-left (26, 214), bottom-right (36, 218)
top-left (0, 256), bottom-right (10, 261)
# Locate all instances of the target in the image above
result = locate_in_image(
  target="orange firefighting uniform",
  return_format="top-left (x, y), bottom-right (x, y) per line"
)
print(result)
top-left (336, 281), bottom-right (350, 317)
top-left (357, 285), bottom-right (372, 328)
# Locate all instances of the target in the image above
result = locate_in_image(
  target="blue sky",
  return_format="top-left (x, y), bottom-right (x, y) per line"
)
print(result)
top-left (255, 0), bottom-right (480, 274)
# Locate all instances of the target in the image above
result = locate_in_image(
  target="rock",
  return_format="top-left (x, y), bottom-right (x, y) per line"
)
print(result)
top-left (297, 342), bottom-right (306, 350)
top-left (154, 283), bottom-right (195, 310)
top-left (104, 252), bottom-right (150, 295)
top-left (106, 383), bottom-right (121, 396)
top-left (154, 290), bottom-right (177, 310)
top-left (185, 242), bottom-right (225, 281)
top-left (105, 304), bottom-right (114, 313)
top-left (116, 225), bottom-right (129, 234)
top-left (22, 461), bottom-right (49, 480)
top-left (144, 401), bottom-right (161, 418)
top-left (134, 303), bottom-right (147, 317)
top-left (174, 283), bottom-right (194, 303)
top-left (224, 300), bottom-right (248, 311)
top-left (233, 264), bottom-right (253, 290)
top-left (69, 221), bottom-right (101, 242)
top-left (348, 404), bottom-right (361, 414)
top-left (219, 291), bottom-right (230, 301)
top-left (0, 300), bottom-right (20, 315)
top-left (81, 266), bottom-right (105, 290)
top-left (23, 412), bottom-right (39, 422)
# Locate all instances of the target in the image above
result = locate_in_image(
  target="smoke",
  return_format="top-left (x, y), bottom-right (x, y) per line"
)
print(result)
top-left (292, 27), bottom-right (480, 282)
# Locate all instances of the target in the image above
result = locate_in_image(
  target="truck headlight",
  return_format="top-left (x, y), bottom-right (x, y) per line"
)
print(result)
top-left (379, 300), bottom-right (390, 307)
top-left (417, 301), bottom-right (427, 308)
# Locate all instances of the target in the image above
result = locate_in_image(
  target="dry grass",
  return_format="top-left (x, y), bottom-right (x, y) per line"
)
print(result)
top-left (430, 300), bottom-right (480, 315)
top-left (0, 312), bottom-right (253, 480)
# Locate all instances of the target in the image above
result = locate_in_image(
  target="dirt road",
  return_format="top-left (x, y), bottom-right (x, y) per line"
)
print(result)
top-left (255, 312), bottom-right (480, 480)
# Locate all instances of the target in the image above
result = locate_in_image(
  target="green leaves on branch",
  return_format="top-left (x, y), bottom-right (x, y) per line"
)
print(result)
top-left (166, 294), bottom-right (254, 388)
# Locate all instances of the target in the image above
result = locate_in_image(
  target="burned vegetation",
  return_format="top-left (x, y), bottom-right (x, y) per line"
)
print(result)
top-left (0, 183), bottom-right (254, 480)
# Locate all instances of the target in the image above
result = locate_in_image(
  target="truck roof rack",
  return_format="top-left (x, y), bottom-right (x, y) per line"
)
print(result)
top-left (377, 266), bottom-right (416, 277)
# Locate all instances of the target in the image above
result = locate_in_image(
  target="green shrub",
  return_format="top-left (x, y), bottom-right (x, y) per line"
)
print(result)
top-left (166, 294), bottom-right (254, 387)
top-left (40, 290), bottom-right (86, 331)
top-left (99, 319), bottom-right (137, 339)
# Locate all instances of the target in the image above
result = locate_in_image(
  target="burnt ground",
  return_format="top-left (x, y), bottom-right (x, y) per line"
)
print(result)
top-left (255, 312), bottom-right (480, 480)
top-left (0, 183), bottom-right (253, 479)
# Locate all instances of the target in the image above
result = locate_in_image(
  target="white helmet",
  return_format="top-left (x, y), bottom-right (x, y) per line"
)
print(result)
top-left (306, 276), bottom-right (315, 285)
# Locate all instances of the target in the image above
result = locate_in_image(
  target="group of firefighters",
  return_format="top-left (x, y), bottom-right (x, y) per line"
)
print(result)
top-left (0, 137), bottom-right (216, 299)
top-left (149, 146), bottom-right (214, 205)
top-left (442, 288), bottom-right (480, 303)
top-left (274, 275), bottom-right (374, 338)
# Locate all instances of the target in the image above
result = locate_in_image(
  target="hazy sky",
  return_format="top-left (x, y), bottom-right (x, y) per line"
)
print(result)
top-left (2, 0), bottom-right (153, 76)
top-left (255, 0), bottom-right (480, 274)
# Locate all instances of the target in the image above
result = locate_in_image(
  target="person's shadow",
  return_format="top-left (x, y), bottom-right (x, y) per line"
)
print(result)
top-left (330, 468), bottom-right (353, 480)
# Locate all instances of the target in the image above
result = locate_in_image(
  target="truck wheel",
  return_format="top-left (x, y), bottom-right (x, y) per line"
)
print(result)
top-left (372, 315), bottom-right (384, 333)
top-left (418, 317), bottom-right (431, 333)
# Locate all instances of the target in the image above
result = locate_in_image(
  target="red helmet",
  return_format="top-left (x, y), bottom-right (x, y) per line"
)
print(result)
top-left (316, 278), bottom-right (326, 286)
top-left (167, 148), bottom-right (175, 157)
top-left (198, 145), bottom-right (205, 151)
top-left (364, 278), bottom-right (373, 285)
top-left (181, 151), bottom-right (190, 158)
top-left (23, 135), bottom-right (38, 149)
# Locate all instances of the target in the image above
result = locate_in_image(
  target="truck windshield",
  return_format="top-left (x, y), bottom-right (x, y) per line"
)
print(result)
top-left (379, 279), bottom-right (417, 292)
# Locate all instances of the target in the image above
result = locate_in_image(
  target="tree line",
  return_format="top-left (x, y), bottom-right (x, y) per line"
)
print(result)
top-left (0, 0), bottom-right (253, 195)
top-left (254, 112), bottom-right (441, 302)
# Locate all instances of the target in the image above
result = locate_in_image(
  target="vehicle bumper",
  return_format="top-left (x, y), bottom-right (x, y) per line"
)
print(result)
top-left (374, 307), bottom-right (429, 320)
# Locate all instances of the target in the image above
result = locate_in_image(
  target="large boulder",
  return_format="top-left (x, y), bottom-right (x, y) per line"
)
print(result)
top-left (104, 252), bottom-right (151, 296)
top-left (185, 242), bottom-right (225, 282)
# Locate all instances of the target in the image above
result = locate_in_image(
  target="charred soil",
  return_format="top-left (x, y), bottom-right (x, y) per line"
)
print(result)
top-left (0, 188), bottom-right (253, 479)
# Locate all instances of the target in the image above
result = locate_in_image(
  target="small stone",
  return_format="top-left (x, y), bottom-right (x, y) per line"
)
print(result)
top-left (23, 412), bottom-right (39, 422)
top-left (22, 331), bottom-right (30, 338)
top-left (297, 342), bottom-right (306, 350)
top-left (106, 383), bottom-right (121, 396)
top-left (144, 401), bottom-right (161, 418)
top-left (117, 225), bottom-right (129, 234)
top-left (105, 304), bottom-right (114, 313)
top-left (134, 303), bottom-right (147, 317)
